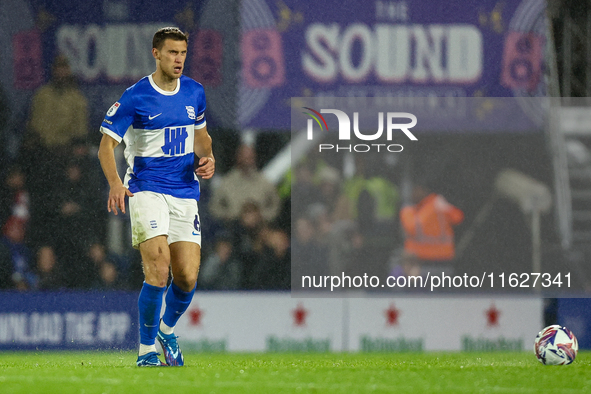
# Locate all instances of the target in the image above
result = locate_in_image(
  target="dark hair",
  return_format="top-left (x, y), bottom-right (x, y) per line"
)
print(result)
top-left (152, 27), bottom-right (188, 50)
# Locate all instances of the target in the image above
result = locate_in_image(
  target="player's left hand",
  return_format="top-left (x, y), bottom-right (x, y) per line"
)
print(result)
top-left (195, 157), bottom-right (215, 179)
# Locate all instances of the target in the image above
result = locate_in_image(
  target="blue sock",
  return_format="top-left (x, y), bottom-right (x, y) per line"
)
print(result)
top-left (162, 281), bottom-right (195, 328)
top-left (138, 282), bottom-right (166, 346)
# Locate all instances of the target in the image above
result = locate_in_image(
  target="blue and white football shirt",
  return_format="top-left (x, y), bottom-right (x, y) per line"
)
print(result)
top-left (100, 74), bottom-right (207, 200)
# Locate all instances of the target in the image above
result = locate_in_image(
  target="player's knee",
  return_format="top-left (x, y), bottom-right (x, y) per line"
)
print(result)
top-left (174, 273), bottom-right (197, 292)
top-left (143, 264), bottom-right (169, 287)
top-left (142, 252), bottom-right (170, 287)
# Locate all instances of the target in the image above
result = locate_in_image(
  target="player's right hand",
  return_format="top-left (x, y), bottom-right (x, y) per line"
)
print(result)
top-left (108, 184), bottom-right (134, 215)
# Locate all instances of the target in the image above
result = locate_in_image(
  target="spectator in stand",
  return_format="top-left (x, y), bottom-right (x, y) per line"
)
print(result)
top-left (341, 226), bottom-right (372, 278)
top-left (305, 203), bottom-right (333, 245)
top-left (247, 227), bottom-right (290, 290)
top-left (70, 137), bottom-right (105, 221)
top-left (342, 156), bottom-right (399, 236)
top-left (210, 144), bottom-right (280, 223)
top-left (291, 216), bottom-right (329, 290)
top-left (291, 161), bottom-right (322, 220)
top-left (34, 245), bottom-right (63, 291)
top-left (0, 217), bottom-right (35, 290)
top-left (51, 159), bottom-right (101, 288)
top-left (228, 201), bottom-right (268, 287)
top-left (0, 166), bottom-right (34, 290)
top-left (0, 166), bottom-right (29, 230)
top-left (199, 233), bottom-right (242, 290)
top-left (230, 201), bottom-right (267, 259)
top-left (92, 261), bottom-right (125, 290)
top-left (26, 54), bottom-right (89, 161)
top-left (88, 243), bottom-right (127, 290)
top-left (316, 166), bottom-right (351, 222)
top-left (399, 181), bottom-right (464, 276)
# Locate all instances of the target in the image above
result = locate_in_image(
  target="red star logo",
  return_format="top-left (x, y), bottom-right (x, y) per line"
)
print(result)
top-left (385, 304), bottom-right (400, 326)
top-left (485, 304), bottom-right (500, 327)
top-left (189, 307), bottom-right (203, 326)
top-left (292, 303), bottom-right (308, 327)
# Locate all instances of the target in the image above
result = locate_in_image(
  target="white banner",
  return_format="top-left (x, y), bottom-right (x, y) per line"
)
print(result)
top-left (347, 298), bottom-right (543, 352)
top-left (175, 293), bottom-right (344, 352)
top-left (174, 293), bottom-right (542, 352)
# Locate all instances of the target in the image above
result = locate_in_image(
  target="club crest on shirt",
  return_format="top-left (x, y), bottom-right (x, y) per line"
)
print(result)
top-left (107, 102), bottom-right (120, 117)
top-left (186, 106), bottom-right (196, 120)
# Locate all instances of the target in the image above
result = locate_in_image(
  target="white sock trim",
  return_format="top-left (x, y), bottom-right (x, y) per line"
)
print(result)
top-left (138, 344), bottom-right (157, 356)
top-left (159, 320), bottom-right (174, 335)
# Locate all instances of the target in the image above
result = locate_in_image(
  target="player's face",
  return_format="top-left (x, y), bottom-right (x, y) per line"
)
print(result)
top-left (154, 39), bottom-right (187, 79)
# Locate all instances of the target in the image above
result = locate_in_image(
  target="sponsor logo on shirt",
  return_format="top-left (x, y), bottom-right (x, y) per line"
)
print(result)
top-left (161, 127), bottom-right (189, 155)
top-left (107, 102), bottom-right (120, 117)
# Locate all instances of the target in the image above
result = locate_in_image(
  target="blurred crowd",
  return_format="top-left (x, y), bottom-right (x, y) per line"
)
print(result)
top-left (0, 135), bottom-right (294, 292)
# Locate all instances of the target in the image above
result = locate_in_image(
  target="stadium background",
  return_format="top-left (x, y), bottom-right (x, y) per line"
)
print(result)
top-left (0, 0), bottom-right (591, 354)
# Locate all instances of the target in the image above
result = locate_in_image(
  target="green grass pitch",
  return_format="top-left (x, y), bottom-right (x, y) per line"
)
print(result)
top-left (1, 351), bottom-right (590, 393)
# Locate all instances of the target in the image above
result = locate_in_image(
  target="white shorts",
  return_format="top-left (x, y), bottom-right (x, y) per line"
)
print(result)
top-left (129, 191), bottom-right (201, 249)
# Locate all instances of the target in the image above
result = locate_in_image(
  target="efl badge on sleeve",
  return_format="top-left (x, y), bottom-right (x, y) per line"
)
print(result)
top-left (107, 102), bottom-right (121, 117)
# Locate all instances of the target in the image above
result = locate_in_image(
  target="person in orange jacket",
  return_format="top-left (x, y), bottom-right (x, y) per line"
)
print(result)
top-left (399, 182), bottom-right (464, 275)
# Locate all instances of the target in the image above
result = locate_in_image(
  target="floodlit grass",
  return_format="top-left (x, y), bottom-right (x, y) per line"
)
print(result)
top-left (1, 351), bottom-right (590, 393)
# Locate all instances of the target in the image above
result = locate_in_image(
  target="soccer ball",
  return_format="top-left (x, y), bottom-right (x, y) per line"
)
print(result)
top-left (534, 325), bottom-right (578, 365)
